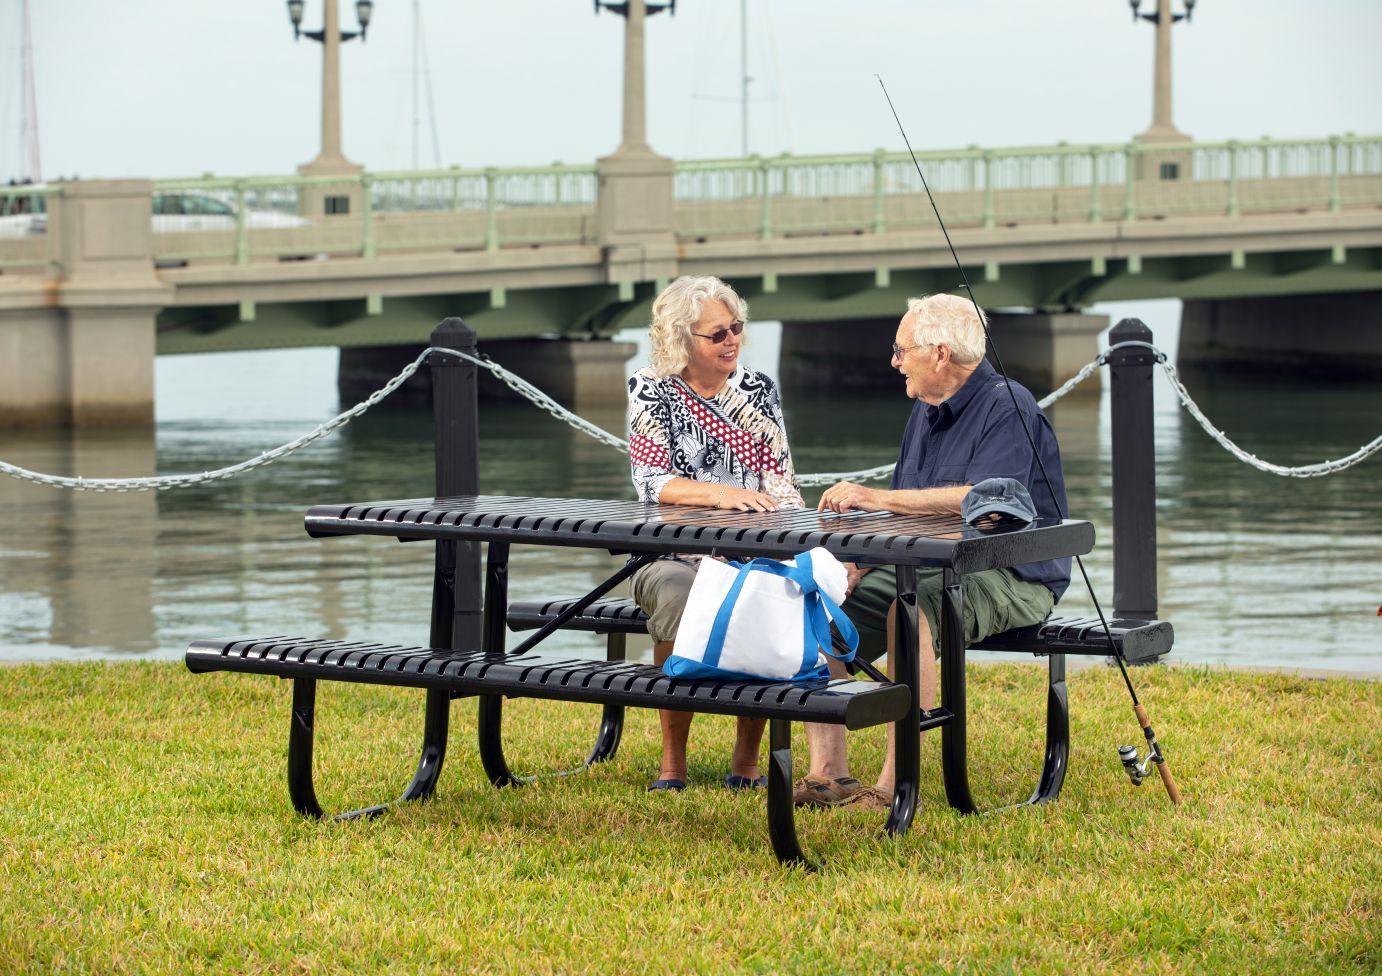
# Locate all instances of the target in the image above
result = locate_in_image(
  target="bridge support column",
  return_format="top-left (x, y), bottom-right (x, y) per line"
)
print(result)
top-left (1180, 290), bottom-right (1382, 378)
top-left (778, 317), bottom-right (899, 394)
top-left (0, 431), bottom-right (158, 650)
top-left (477, 338), bottom-right (639, 408)
top-left (338, 338), bottom-right (637, 410)
top-left (0, 180), bottom-right (170, 429)
top-left (985, 310), bottom-right (1109, 397)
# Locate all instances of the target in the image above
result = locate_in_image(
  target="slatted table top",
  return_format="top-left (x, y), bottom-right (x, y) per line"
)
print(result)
top-left (305, 494), bottom-right (1094, 571)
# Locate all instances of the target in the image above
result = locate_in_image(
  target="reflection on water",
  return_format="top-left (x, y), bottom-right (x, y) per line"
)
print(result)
top-left (0, 339), bottom-right (1378, 671)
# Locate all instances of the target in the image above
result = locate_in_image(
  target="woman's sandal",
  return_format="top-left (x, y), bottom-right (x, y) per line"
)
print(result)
top-left (791, 775), bottom-right (863, 808)
top-left (647, 778), bottom-right (687, 792)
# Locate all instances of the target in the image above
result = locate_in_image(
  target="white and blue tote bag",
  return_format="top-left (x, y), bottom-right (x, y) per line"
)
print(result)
top-left (665, 547), bottom-right (860, 683)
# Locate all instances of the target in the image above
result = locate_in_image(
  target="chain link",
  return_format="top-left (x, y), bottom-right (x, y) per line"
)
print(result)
top-left (1156, 358), bottom-right (1382, 477)
top-left (0, 349), bottom-right (433, 492)
top-left (1, 342), bottom-right (1377, 492)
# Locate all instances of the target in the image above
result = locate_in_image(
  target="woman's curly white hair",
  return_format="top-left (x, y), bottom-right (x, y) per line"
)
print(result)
top-left (647, 276), bottom-right (749, 378)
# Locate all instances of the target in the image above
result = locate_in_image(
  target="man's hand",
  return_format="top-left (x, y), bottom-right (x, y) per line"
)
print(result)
top-left (841, 561), bottom-right (873, 597)
top-left (818, 480), bottom-right (887, 514)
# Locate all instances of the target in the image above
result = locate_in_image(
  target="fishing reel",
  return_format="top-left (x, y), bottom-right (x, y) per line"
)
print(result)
top-left (1117, 743), bottom-right (1160, 786)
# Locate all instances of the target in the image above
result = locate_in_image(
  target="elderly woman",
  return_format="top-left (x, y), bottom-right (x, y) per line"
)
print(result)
top-left (627, 275), bottom-right (806, 792)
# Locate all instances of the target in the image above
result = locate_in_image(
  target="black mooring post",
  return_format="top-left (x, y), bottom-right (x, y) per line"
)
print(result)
top-left (428, 318), bottom-right (483, 653)
top-left (1107, 318), bottom-right (1159, 621)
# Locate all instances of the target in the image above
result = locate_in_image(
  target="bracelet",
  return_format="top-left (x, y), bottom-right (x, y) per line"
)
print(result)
top-left (714, 484), bottom-right (728, 506)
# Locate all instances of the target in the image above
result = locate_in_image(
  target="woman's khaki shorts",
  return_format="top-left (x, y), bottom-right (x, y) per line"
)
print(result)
top-left (630, 558), bottom-right (699, 643)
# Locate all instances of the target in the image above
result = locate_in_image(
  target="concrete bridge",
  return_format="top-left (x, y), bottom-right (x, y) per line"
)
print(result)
top-left (3, 133), bottom-right (1381, 427)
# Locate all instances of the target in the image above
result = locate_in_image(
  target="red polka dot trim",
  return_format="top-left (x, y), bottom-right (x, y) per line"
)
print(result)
top-left (629, 434), bottom-right (670, 470)
top-left (674, 385), bottom-right (764, 474)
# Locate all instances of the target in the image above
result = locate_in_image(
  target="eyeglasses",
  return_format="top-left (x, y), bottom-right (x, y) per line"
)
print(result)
top-left (891, 341), bottom-right (935, 359)
top-left (692, 321), bottom-right (745, 344)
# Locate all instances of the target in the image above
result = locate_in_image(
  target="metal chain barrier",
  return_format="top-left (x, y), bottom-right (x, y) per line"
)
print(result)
top-left (0, 350), bottom-right (435, 493)
top-left (1157, 357), bottom-right (1382, 477)
top-left (1, 342), bottom-right (1378, 492)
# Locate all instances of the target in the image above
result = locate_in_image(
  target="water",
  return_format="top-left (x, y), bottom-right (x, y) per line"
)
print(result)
top-left (1, 305), bottom-right (1378, 671)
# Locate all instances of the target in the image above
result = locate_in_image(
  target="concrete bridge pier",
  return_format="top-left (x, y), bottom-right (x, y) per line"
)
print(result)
top-left (1179, 290), bottom-right (1382, 378)
top-left (0, 180), bottom-right (170, 428)
top-left (777, 310), bottom-right (1107, 399)
top-left (985, 310), bottom-right (1109, 396)
top-left (338, 337), bottom-right (638, 410)
top-left (0, 429), bottom-right (157, 651)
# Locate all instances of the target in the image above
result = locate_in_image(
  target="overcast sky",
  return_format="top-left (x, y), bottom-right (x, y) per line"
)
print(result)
top-left (4, 0), bottom-right (1381, 182)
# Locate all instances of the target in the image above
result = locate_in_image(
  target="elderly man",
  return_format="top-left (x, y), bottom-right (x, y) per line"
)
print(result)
top-left (797, 293), bottom-right (1072, 812)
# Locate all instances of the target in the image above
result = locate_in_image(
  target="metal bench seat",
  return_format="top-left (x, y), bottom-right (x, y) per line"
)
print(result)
top-left (507, 597), bottom-right (652, 635)
top-left (507, 597), bottom-right (1173, 664)
top-left (186, 636), bottom-right (912, 729)
top-left (970, 616), bottom-right (1173, 664)
top-left (504, 594), bottom-right (1173, 822)
top-left (186, 634), bottom-right (919, 860)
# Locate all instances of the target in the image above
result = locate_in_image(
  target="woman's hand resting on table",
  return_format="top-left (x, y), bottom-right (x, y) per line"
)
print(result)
top-left (716, 486), bottom-right (779, 512)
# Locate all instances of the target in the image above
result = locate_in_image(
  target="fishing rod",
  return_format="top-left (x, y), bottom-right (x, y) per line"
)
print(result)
top-left (876, 76), bottom-right (1182, 806)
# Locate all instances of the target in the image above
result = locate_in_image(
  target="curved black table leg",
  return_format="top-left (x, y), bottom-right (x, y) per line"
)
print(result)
top-left (940, 567), bottom-right (1071, 813)
top-left (287, 679), bottom-right (451, 820)
top-left (766, 719), bottom-right (815, 869)
top-left (586, 632), bottom-right (627, 765)
top-left (477, 694), bottom-right (520, 787)
top-left (477, 540), bottom-right (521, 788)
top-left (288, 677), bottom-right (323, 817)
top-left (1028, 652), bottom-right (1069, 805)
top-left (885, 564), bottom-right (921, 838)
top-left (939, 568), bottom-right (979, 814)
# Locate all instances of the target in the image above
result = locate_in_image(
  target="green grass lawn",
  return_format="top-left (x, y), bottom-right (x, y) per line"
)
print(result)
top-left (0, 661), bottom-right (1377, 974)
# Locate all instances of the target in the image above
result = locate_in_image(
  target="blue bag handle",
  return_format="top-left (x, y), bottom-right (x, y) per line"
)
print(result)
top-left (704, 552), bottom-right (859, 678)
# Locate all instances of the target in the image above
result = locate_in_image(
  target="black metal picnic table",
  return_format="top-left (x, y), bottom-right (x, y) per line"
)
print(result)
top-left (185, 319), bottom-right (1182, 866)
top-left (297, 492), bottom-right (1095, 847)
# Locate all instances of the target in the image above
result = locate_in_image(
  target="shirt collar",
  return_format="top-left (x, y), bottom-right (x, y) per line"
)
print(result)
top-left (924, 359), bottom-right (996, 424)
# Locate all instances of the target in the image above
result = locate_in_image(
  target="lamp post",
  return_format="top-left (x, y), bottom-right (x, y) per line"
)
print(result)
top-left (591, 0), bottom-right (678, 271)
top-left (289, 1), bottom-right (374, 179)
top-left (594, 0), bottom-right (675, 154)
top-left (1129, 0), bottom-right (1194, 143)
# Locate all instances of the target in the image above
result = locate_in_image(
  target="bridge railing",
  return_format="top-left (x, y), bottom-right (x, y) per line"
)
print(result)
top-left (3, 135), bottom-right (1378, 273)
top-left (0, 183), bottom-right (60, 269)
top-left (671, 134), bottom-right (1382, 240)
top-left (146, 163), bottom-right (598, 264)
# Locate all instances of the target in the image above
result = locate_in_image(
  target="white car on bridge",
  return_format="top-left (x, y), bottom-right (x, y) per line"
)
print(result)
top-left (0, 190), bottom-right (309, 237)
top-left (152, 192), bottom-right (309, 231)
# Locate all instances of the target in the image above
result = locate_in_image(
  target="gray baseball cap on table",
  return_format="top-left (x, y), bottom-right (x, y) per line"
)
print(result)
top-left (962, 478), bottom-right (1037, 526)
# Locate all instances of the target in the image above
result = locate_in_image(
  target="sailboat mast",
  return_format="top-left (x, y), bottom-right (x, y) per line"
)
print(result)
top-left (740, 0), bottom-right (748, 157)
top-left (412, 0), bottom-right (421, 170)
top-left (21, 0), bottom-right (42, 182)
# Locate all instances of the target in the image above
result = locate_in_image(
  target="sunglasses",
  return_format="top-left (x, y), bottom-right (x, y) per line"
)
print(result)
top-left (692, 321), bottom-right (745, 344)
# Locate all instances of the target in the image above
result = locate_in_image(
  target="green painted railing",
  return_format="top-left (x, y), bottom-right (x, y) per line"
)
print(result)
top-left (146, 164), bottom-right (599, 263)
top-left (3, 135), bottom-right (1378, 272)
top-left (135, 134), bottom-right (1382, 262)
top-left (671, 135), bottom-right (1382, 239)
top-left (0, 184), bottom-right (62, 268)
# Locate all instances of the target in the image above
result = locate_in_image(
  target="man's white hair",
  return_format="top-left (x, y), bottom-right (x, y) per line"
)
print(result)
top-left (647, 276), bottom-right (749, 378)
top-left (906, 294), bottom-right (987, 365)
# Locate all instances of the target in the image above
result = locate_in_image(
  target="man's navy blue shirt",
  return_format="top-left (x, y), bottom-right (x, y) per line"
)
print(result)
top-left (890, 360), bottom-right (1071, 600)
